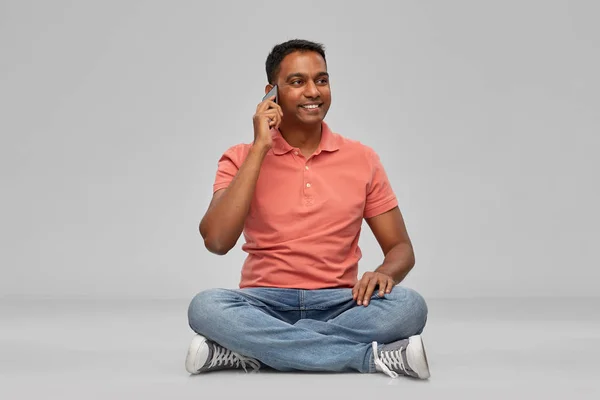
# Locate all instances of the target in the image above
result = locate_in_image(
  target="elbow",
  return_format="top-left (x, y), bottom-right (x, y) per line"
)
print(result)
top-left (204, 239), bottom-right (231, 255)
top-left (407, 245), bottom-right (416, 268)
top-left (201, 231), bottom-right (232, 255)
top-left (199, 219), bottom-right (235, 255)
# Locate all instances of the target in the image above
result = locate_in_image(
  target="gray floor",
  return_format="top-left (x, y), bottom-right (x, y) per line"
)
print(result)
top-left (1, 297), bottom-right (598, 399)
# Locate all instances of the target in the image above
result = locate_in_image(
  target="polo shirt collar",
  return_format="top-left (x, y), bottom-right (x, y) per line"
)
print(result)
top-left (271, 121), bottom-right (339, 156)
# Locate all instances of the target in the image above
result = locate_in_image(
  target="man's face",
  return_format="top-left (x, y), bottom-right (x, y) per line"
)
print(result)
top-left (272, 51), bottom-right (331, 126)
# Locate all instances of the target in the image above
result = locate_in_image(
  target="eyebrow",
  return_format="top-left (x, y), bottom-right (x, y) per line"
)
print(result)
top-left (285, 71), bottom-right (329, 81)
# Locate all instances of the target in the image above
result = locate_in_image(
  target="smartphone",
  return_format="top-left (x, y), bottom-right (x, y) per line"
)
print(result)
top-left (262, 85), bottom-right (278, 103)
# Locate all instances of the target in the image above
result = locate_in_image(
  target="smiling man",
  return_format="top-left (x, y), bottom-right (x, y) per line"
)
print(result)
top-left (185, 39), bottom-right (430, 379)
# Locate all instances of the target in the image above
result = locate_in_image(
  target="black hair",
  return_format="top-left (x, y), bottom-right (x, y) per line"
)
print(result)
top-left (265, 39), bottom-right (327, 84)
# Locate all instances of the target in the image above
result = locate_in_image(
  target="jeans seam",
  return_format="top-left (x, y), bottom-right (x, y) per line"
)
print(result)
top-left (299, 290), bottom-right (306, 319)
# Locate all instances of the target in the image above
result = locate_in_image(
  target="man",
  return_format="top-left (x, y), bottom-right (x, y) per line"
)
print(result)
top-left (185, 39), bottom-right (430, 379)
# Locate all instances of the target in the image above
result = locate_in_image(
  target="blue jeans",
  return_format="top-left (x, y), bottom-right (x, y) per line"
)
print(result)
top-left (187, 286), bottom-right (428, 373)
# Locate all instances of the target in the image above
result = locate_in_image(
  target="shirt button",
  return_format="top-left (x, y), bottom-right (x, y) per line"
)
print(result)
top-left (306, 183), bottom-right (311, 188)
top-left (294, 151), bottom-right (299, 156)
top-left (305, 165), bottom-right (309, 170)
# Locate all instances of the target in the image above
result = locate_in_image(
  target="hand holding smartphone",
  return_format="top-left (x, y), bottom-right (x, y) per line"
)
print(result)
top-left (253, 85), bottom-right (283, 149)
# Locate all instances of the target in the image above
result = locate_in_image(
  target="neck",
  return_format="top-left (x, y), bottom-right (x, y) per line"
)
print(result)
top-left (278, 121), bottom-right (323, 152)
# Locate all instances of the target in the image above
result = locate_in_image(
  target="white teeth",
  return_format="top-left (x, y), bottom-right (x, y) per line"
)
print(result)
top-left (302, 104), bottom-right (319, 109)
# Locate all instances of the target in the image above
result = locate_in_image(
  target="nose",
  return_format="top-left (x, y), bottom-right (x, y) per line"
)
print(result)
top-left (303, 80), bottom-right (319, 98)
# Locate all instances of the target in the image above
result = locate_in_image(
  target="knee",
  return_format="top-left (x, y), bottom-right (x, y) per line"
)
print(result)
top-left (394, 287), bottom-right (428, 334)
top-left (405, 287), bottom-right (428, 333)
top-left (187, 288), bottom-right (232, 333)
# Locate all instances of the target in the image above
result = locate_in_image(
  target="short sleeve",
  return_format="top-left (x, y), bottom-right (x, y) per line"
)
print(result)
top-left (212, 144), bottom-right (250, 193)
top-left (363, 147), bottom-right (398, 218)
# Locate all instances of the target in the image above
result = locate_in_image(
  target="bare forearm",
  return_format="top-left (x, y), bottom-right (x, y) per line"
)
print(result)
top-left (375, 242), bottom-right (416, 284)
top-left (200, 145), bottom-right (269, 254)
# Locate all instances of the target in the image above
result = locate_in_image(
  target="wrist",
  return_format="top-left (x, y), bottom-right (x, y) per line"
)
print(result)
top-left (250, 142), bottom-right (271, 157)
top-left (374, 265), bottom-right (398, 283)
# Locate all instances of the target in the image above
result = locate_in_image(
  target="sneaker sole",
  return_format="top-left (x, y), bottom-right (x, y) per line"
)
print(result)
top-left (407, 335), bottom-right (431, 379)
top-left (185, 334), bottom-right (209, 374)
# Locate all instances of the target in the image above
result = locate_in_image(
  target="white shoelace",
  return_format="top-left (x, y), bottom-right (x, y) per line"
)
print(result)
top-left (372, 341), bottom-right (407, 378)
top-left (208, 345), bottom-right (260, 372)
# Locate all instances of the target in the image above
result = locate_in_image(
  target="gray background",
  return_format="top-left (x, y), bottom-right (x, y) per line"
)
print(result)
top-left (2, 1), bottom-right (599, 398)
top-left (1, 0), bottom-right (598, 301)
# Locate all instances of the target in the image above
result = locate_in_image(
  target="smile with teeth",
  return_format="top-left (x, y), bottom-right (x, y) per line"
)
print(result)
top-left (301, 104), bottom-right (321, 109)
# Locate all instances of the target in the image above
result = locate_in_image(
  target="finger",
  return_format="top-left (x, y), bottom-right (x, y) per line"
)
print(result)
top-left (378, 278), bottom-right (387, 297)
top-left (377, 276), bottom-right (393, 296)
top-left (255, 110), bottom-right (276, 127)
top-left (262, 110), bottom-right (280, 126)
top-left (257, 99), bottom-right (278, 112)
top-left (267, 100), bottom-right (284, 119)
top-left (261, 109), bottom-right (280, 119)
top-left (356, 272), bottom-right (371, 305)
top-left (356, 276), bottom-right (370, 305)
top-left (362, 278), bottom-right (379, 306)
top-left (385, 278), bottom-right (395, 294)
top-left (265, 99), bottom-right (280, 112)
top-left (257, 98), bottom-right (273, 112)
top-left (262, 95), bottom-right (276, 104)
top-left (267, 101), bottom-right (284, 120)
top-left (352, 282), bottom-right (360, 300)
top-left (273, 111), bottom-right (282, 129)
top-left (257, 108), bottom-right (281, 117)
top-left (275, 112), bottom-right (282, 129)
top-left (269, 115), bottom-right (281, 128)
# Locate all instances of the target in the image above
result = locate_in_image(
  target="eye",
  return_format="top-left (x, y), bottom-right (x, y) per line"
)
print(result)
top-left (318, 78), bottom-right (329, 84)
top-left (291, 80), bottom-right (302, 85)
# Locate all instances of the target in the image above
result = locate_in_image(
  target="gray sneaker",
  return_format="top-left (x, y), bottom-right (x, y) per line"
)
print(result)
top-left (372, 334), bottom-right (430, 379)
top-left (185, 334), bottom-right (261, 374)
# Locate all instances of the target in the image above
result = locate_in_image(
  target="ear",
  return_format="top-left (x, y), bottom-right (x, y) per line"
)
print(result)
top-left (265, 84), bottom-right (274, 95)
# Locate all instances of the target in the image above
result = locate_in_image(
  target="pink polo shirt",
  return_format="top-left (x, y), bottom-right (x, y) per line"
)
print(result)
top-left (212, 121), bottom-right (398, 289)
